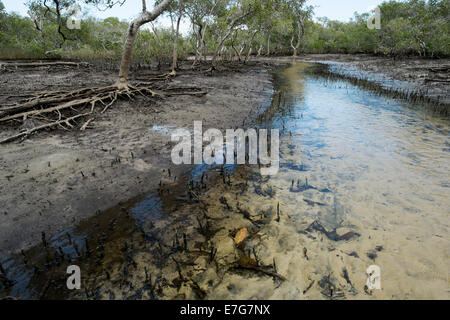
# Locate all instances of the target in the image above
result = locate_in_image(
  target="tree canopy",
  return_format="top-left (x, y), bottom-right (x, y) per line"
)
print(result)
top-left (0, 0), bottom-right (448, 61)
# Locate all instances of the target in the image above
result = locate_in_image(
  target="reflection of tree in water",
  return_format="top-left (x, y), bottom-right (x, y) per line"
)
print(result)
top-left (256, 62), bottom-right (309, 127)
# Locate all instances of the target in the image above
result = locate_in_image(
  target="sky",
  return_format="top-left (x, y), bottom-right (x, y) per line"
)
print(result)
top-left (2, 0), bottom-right (385, 31)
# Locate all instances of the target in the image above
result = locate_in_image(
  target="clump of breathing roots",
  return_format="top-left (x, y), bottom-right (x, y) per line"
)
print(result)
top-left (0, 72), bottom-right (207, 144)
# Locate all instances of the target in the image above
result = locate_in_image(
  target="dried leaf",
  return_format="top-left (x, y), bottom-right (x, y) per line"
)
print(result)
top-left (238, 256), bottom-right (258, 268)
top-left (234, 227), bottom-right (248, 244)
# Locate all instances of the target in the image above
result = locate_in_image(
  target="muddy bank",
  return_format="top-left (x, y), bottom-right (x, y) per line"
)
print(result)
top-left (0, 62), bottom-right (274, 257)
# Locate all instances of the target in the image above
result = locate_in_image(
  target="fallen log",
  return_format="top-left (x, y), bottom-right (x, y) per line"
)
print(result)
top-left (0, 61), bottom-right (90, 69)
top-left (424, 78), bottom-right (450, 83)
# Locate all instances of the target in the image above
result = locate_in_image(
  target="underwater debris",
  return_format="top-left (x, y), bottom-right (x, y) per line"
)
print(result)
top-left (303, 199), bottom-right (327, 206)
top-left (318, 274), bottom-right (345, 300)
top-left (366, 250), bottom-right (378, 261)
top-left (235, 256), bottom-right (287, 281)
top-left (306, 221), bottom-right (360, 242)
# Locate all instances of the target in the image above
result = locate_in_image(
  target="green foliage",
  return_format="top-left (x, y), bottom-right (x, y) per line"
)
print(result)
top-left (135, 27), bottom-right (188, 64)
top-left (0, 11), bottom-right (47, 59)
top-left (296, 0), bottom-right (449, 57)
top-left (0, 2), bottom-right (188, 62)
top-left (375, 0), bottom-right (450, 56)
top-left (0, 0), bottom-right (447, 61)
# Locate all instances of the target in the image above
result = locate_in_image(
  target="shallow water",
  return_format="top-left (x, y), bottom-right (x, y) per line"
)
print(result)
top-left (245, 62), bottom-right (450, 299)
top-left (1, 62), bottom-right (449, 300)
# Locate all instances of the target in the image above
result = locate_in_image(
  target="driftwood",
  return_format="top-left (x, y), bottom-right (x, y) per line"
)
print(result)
top-left (0, 61), bottom-right (90, 69)
top-left (424, 78), bottom-right (450, 83)
top-left (428, 66), bottom-right (450, 73)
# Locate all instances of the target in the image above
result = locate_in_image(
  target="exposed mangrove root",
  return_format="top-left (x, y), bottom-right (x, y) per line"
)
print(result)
top-left (133, 71), bottom-right (176, 83)
top-left (0, 113), bottom-right (91, 144)
top-left (202, 62), bottom-right (249, 75)
top-left (0, 78), bottom-right (207, 144)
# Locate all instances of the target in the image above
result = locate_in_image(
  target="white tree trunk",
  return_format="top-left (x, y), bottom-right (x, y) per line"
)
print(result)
top-left (245, 47), bottom-right (252, 63)
top-left (116, 0), bottom-right (173, 89)
top-left (172, 12), bottom-right (182, 73)
top-left (292, 16), bottom-right (305, 57)
top-left (290, 36), bottom-right (298, 57)
top-left (211, 10), bottom-right (250, 65)
top-left (192, 24), bottom-right (202, 67)
top-left (192, 1), bottom-right (218, 67)
top-left (257, 44), bottom-right (263, 56)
